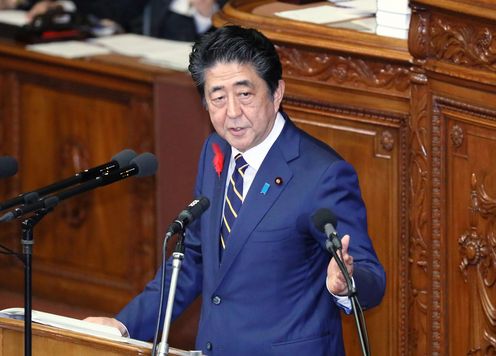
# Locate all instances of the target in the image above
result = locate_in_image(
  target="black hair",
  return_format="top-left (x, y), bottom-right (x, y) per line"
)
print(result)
top-left (188, 25), bottom-right (282, 102)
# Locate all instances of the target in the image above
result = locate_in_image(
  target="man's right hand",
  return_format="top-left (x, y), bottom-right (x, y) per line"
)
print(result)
top-left (84, 317), bottom-right (129, 337)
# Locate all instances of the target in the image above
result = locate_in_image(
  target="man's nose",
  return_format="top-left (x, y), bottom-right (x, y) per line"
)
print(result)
top-left (227, 96), bottom-right (241, 118)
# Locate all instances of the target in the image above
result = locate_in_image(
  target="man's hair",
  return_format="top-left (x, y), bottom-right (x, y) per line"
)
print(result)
top-left (188, 25), bottom-right (282, 102)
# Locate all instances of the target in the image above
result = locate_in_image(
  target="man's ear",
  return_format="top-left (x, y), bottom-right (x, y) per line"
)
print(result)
top-left (273, 79), bottom-right (285, 112)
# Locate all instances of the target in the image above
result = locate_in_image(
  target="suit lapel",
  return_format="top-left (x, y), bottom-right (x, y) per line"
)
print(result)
top-left (204, 140), bottom-right (231, 275)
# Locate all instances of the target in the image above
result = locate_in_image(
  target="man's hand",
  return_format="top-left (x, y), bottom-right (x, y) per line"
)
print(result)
top-left (84, 317), bottom-right (128, 337)
top-left (26, 0), bottom-right (59, 20)
top-left (326, 234), bottom-right (354, 296)
top-left (190, 0), bottom-right (216, 18)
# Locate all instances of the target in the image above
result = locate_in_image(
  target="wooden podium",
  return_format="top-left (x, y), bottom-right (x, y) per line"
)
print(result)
top-left (0, 318), bottom-right (193, 356)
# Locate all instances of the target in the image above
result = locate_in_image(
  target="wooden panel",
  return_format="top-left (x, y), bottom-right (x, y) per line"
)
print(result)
top-left (0, 317), bottom-right (187, 355)
top-left (286, 102), bottom-right (404, 356)
top-left (408, 1), bottom-right (496, 354)
top-left (445, 105), bottom-right (496, 355)
top-left (0, 66), bottom-right (156, 312)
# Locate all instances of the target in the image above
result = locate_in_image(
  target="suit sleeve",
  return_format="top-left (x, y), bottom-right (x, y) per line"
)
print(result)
top-left (310, 159), bottom-right (386, 309)
top-left (115, 140), bottom-right (210, 341)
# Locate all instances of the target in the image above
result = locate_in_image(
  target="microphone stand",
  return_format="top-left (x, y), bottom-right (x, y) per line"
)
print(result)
top-left (156, 231), bottom-right (186, 356)
top-left (21, 208), bottom-right (52, 356)
top-left (326, 236), bottom-right (370, 356)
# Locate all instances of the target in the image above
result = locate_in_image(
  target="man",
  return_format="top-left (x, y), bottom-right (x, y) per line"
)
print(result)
top-left (87, 25), bottom-right (386, 355)
top-left (19, 0), bottom-right (226, 40)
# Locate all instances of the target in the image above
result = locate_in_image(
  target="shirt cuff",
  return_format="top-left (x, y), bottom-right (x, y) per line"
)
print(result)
top-left (327, 276), bottom-right (355, 314)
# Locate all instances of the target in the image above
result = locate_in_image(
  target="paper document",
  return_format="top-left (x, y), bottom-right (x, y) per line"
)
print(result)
top-left (0, 308), bottom-right (202, 355)
top-left (0, 10), bottom-right (29, 27)
top-left (92, 34), bottom-right (193, 71)
top-left (26, 41), bottom-right (111, 59)
top-left (275, 5), bottom-right (373, 25)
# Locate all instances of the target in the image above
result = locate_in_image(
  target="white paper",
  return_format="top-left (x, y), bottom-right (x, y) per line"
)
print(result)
top-left (0, 308), bottom-right (121, 337)
top-left (0, 308), bottom-right (201, 355)
top-left (26, 41), bottom-right (111, 58)
top-left (92, 34), bottom-right (193, 71)
top-left (376, 25), bottom-right (408, 39)
top-left (376, 11), bottom-right (410, 29)
top-left (0, 10), bottom-right (29, 27)
top-left (328, 0), bottom-right (377, 13)
top-left (275, 5), bottom-right (372, 25)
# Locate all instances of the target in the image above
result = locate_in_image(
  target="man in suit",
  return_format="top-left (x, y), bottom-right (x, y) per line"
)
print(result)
top-left (20, 0), bottom-right (226, 40)
top-left (86, 25), bottom-right (386, 355)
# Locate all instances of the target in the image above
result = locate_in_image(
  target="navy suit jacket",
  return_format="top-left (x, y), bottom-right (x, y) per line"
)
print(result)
top-left (117, 116), bottom-right (386, 355)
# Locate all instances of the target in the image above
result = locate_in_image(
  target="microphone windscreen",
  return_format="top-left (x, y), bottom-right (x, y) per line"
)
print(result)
top-left (311, 208), bottom-right (337, 232)
top-left (112, 149), bottom-right (137, 167)
top-left (132, 152), bottom-right (158, 177)
top-left (190, 196), bottom-right (210, 218)
top-left (0, 156), bottom-right (18, 178)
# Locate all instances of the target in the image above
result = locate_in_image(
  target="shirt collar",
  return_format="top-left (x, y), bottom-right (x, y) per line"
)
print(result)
top-left (231, 112), bottom-right (285, 170)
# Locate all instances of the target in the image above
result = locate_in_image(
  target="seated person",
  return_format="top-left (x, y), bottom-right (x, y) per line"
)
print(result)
top-left (13, 0), bottom-right (227, 40)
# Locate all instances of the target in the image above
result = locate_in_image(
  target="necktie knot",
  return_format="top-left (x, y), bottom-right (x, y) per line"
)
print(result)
top-left (234, 154), bottom-right (248, 173)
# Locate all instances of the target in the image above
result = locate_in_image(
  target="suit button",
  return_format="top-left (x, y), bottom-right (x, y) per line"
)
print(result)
top-left (206, 342), bottom-right (213, 350)
top-left (212, 296), bottom-right (221, 305)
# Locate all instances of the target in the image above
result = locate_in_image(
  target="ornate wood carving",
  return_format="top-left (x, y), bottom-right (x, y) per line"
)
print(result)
top-left (409, 4), bottom-right (431, 60)
top-left (409, 66), bottom-right (431, 355)
top-left (459, 173), bottom-right (496, 354)
top-left (430, 98), bottom-right (443, 355)
top-left (381, 130), bottom-right (395, 152)
top-left (430, 12), bottom-right (496, 72)
top-left (450, 124), bottom-right (464, 148)
top-left (276, 46), bottom-right (410, 96)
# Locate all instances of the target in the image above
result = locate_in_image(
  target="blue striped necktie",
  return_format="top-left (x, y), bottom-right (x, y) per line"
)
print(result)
top-left (220, 154), bottom-right (248, 251)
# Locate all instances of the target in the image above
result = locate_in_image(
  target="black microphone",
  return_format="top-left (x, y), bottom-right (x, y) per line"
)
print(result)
top-left (167, 197), bottom-right (210, 236)
top-left (312, 208), bottom-right (342, 251)
top-left (0, 156), bottom-right (18, 179)
top-left (0, 152), bottom-right (157, 222)
top-left (0, 148), bottom-right (137, 212)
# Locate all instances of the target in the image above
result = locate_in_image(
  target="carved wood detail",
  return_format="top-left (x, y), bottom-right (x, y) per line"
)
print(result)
top-left (450, 124), bottom-right (464, 148)
top-left (276, 45), bottom-right (410, 96)
top-left (381, 130), bottom-right (395, 152)
top-left (283, 95), bottom-right (406, 127)
top-left (459, 173), bottom-right (496, 354)
top-left (431, 98), bottom-right (443, 355)
top-left (409, 4), bottom-right (430, 60)
top-left (429, 12), bottom-right (496, 72)
top-left (409, 68), bottom-right (430, 356)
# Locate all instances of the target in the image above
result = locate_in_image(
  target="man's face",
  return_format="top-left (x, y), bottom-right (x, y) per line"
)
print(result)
top-left (204, 62), bottom-right (284, 152)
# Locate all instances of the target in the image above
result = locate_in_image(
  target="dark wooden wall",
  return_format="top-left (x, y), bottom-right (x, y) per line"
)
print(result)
top-left (0, 40), bottom-right (210, 348)
top-left (408, 1), bottom-right (496, 354)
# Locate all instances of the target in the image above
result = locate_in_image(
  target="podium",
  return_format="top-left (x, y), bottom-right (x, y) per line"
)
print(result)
top-left (0, 318), bottom-right (192, 356)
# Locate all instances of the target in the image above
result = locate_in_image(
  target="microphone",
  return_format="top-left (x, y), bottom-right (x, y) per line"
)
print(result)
top-left (0, 149), bottom-right (137, 212)
top-left (312, 208), bottom-right (342, 251)
top-left (167, 197), bottom-right (210, 236)
top-left (0, 156), bottom-right (18, 179)
top-left (0, 152), bottom-right (157, 223)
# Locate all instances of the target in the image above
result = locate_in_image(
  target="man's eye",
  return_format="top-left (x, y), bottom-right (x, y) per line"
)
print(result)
top-left (239, 92), bottom-right (252, 98)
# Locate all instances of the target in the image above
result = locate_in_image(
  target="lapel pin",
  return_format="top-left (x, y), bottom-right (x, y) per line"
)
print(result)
top-left (275, 177), bottom-right (283, 185)
top-left (260, 182), bottom-right (270, 195)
